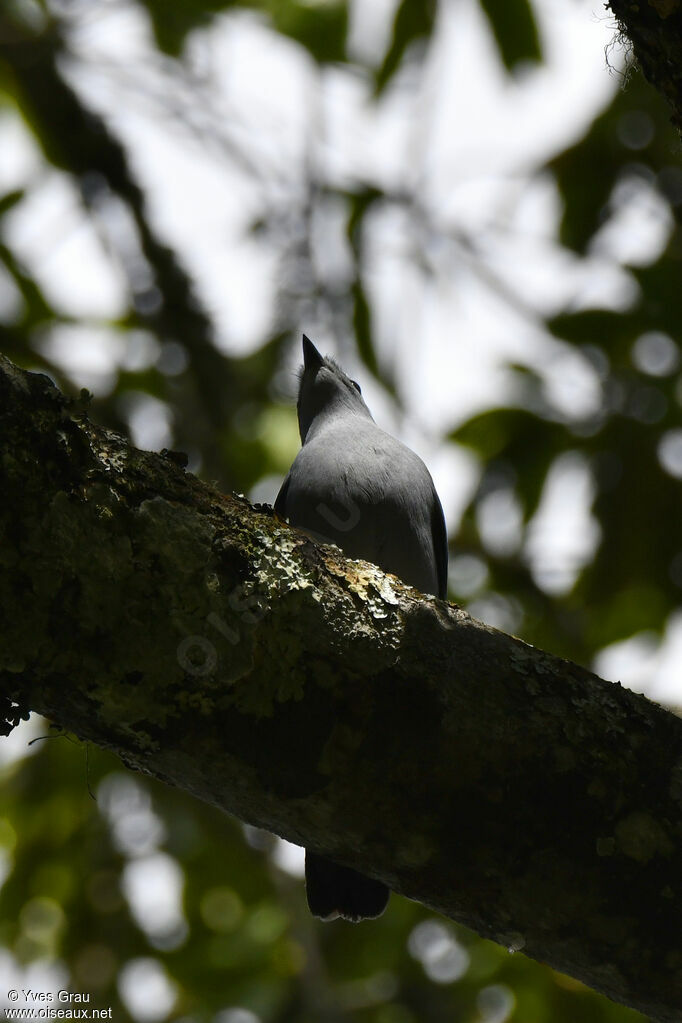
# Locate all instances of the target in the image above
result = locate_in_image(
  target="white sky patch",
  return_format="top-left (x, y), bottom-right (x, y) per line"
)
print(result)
top-left (271, 838), bottom-right (306, 878)
top-left (595, 612), bottom-right (682, 708)
top-left (477, 183), bottom-right (640, 319)
top-left (0, 714), bottom-right (47, 768)
top-left (347, 0), bottom-right (398, 65)
top-left (119, 392), bottom-right (174, 451)
top-left (62, 8), bottom-right (300, 353)
top-left (594, 632), bottom-right (659, 695)
top-left (525, 451), bottom-right (601, 595)
top-left (568, 256), bottom-right (640, 313)
top-left (122, 853), bottom-right (188, 949)
top-left (590, 172), bottom-right (674, 267)
top-left (118, 958), bottom-right (178, 1022)
top-left (657, 429), bottom-right (682, 479)
top-left (540, 344), bottom-right (604, 421)
top-left (3, 170), bottom-right (128, 319)
top-left (0, 108), bottom-right (43, 190)
top-left (97, 773), bottom-right (167, 857)
top-left (477, 984), bottom-right (515, 1023)
top-left (632, 331), bottom-right (679, 377)
top-left (33, 322), bottom-right (162, 394)
top-left (426, 0), bottom-right (619, 186)
top-left (477, 489), bottom-right (525, 558)
top-left (407, 919), bottom-right (470, 984)
top-left (647, 612), bottom-right (682, 706)
top-left (427, 442), bottom-right (480, 535)
top-left (449, 554), bottom-right (489, 598)
top-left (35, 324), bottom-right (126, 393)
top-left (63, 0), bottom-right (156, 57)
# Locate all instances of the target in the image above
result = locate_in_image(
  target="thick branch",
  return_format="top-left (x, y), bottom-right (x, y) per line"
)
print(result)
top-left (2, 355), bottom-right (682, 1020)
top-left (608, 0), bottom-right (682, 131)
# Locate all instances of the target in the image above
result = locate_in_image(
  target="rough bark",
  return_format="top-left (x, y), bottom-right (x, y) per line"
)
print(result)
top-left (2, 353), bottom-right (682, 1021)
top-left (608, 0), bottom-right (682, 131)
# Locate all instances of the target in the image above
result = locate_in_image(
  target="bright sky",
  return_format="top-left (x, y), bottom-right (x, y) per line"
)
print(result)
top-left (1, 0), bottom-right (679, 709)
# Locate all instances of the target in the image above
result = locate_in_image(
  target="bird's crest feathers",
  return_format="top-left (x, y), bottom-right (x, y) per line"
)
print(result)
top-left (299, 335), bottom-right (361, 392)
top-left (296, 334), bottom-right (366, 442)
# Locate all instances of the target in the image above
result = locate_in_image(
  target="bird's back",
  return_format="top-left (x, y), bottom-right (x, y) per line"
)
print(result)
top-left (279, 414), bottom-right (445, 599)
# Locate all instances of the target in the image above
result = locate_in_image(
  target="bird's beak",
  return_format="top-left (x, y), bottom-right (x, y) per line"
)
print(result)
top-left (302, 334), bottom-right (324, 371)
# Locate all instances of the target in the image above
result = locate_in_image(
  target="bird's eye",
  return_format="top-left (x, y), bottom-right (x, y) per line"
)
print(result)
top-left (351, 380), bottom-right (362, 394)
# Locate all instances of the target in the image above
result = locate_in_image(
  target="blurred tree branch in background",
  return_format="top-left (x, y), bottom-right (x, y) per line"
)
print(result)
top-left (0, 4), bottom-right (284, 483)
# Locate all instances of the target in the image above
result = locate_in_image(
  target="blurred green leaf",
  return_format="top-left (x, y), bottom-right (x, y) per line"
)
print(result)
top-left (140, 0), bottom-right (347, 62)
top-left (138, 0), bottom-right (238, 55)
top-left (548, 309), bottom-right (641, 352)
top-left (346, 186), bottom-right (383, 242)
top-left (268, 0), bottom-right (347, 63)
top-left (0, 187), bottom-right (24, 216)
top-left (550, 105), bottom-right (622, 253)
top-left (452, 407), bottom-right (566, 519)
top-left (479, 0), bottom-right (541, 71)
top-left (352, 276), bottom-right (378, 373)
top-left (375, 0), bottom-right (434, 94)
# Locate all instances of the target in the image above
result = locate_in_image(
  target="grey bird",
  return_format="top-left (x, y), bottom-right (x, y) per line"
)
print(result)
top-left (275, 334), bottom-right (448, 922)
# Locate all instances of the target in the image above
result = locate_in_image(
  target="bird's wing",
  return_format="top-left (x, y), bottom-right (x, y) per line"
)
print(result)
top-left (274, 473), bottom-right (291, 518)
top-left (431, 492), bottom-right (449, 600)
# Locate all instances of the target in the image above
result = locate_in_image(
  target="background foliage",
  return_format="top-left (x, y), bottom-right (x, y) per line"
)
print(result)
top-left (1, 0), bottom-right (680, 1019)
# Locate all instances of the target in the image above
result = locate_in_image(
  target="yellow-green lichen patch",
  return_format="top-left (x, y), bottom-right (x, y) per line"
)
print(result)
top-left (252, 528), bottom-right (317, 596)
top-left (344, 564), bottom-right (401, 611)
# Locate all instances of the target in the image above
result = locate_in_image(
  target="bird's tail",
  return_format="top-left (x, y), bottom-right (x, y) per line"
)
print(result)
top-left (305, 850), bottom-right (389, 922)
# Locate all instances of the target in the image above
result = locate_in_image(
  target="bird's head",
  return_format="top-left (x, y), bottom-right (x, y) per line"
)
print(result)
top-left (297, 335), bottom-right (372, 442)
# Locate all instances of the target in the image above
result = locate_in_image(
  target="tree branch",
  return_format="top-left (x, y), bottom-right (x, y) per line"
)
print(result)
top-left (2, 354), bottom-right (682, 1021)
top-left (608, 0), bottom-right (682, 132)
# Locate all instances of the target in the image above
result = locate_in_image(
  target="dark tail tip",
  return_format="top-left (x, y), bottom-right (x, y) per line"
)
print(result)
top-left (305, 850), bottom-right (389, 923)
